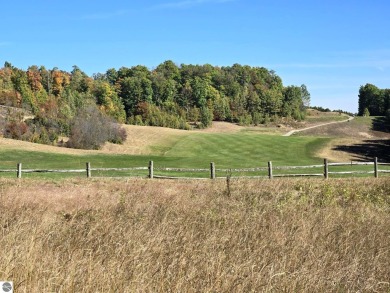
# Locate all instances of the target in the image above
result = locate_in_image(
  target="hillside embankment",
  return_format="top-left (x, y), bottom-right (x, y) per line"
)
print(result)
top-left (0, 108), bottom-right (388, 164)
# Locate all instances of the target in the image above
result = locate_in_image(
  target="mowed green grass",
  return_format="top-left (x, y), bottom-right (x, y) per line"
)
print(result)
top-left (0, 132), bottom-right (329, 178)
top-left (162, 133), bottom-right (328, 167)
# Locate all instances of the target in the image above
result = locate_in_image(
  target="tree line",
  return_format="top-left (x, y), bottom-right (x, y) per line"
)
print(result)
top-left (0, 61), bottom-right (310, 148)
top-left (358, 83), bottom-right (390, 117)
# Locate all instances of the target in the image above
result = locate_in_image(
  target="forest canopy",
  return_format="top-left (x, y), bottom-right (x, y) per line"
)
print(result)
top-left (0, 61), bottom-right (310, 147)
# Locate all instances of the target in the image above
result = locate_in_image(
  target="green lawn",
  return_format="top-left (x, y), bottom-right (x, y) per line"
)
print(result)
top-left (1, 131), bottom-right (388, 179)
top-left (0, 132), bottom-right (330, 178)
top-left (162, 133), bottom-right (328, 167)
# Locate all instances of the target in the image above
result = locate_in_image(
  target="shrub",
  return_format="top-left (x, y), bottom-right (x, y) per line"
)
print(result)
top-left (200, 106), bottom-right (213, 128)
top-left (67, 105), bottom-right (126, 149)
top-left (3, 120), bottom-right (28, 139)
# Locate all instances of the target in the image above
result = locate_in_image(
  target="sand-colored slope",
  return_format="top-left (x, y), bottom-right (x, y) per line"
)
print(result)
top-left (0, 124), bottom-right (187, 155)
top-left (0, 122), bottom-right (245, 156)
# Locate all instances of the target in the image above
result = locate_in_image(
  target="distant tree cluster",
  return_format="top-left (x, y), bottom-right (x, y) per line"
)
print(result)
top-left (333, 109), bottom-right (355, 117)
top-left (358, 84), bottom-right (390, 117)
top-left (0, 61), bottom-right (311, 148)
top-left (310, 106), bottom-right (332, 112)
top-left (96, 61), bottom-right (310, 127)
top-left (309, 106), bottom-right (355, 117)
top-left (0, 62), bottom-right (126, 148)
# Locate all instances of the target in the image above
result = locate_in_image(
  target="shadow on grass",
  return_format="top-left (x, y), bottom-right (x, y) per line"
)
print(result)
top-left (333, 139), bottom-right (390, 162)
top-left (372, 117), bottom-right (390, 132)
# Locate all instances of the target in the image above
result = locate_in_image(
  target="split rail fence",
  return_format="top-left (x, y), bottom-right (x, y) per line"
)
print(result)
top-left (1, 158), bottom-right (389, 179)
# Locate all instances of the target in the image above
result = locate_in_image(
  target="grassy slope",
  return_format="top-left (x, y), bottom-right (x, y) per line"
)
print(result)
top-left (305, 112), bottom-right (349, 124)
top-left (298, 116), bottom-right (374, 137)
top-left (0, 133), bottom-right (328, 171)
top-left (163, 133), bottom-right (327, 167)
top-left (2, 113), bottom-right (390, 178)
top-left (301, 116), bottom-right (390, 163)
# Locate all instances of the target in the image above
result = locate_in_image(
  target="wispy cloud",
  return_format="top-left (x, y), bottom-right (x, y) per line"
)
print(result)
top-left (156, 0), bottom-right (235, 9)
top-left (81, 10), bottom-right (129, 20)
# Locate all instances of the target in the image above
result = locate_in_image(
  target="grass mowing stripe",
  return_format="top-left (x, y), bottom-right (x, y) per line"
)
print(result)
top-left (163, 133), bottom-right (328, 167)
top-left (0, 132), bottom-right (332, 178)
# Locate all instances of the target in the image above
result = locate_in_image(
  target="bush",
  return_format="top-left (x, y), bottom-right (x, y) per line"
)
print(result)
top-left (107, 122), bottom-right (127, 144)
top-left (4, 120), bottom-right (28, 139)
top-left (238, 114), bottom-right (252, 126)
top-left (67, 105), bottom-right (127, 150)
top-left (200, 106), bottom-right (213, 128)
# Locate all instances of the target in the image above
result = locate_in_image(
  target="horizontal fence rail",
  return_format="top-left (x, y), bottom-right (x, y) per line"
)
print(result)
top-left (154, 167), bottom-right (209, 172)
top-left (0, 157), bottom-right (388, 179)
top-left (90, 167), bottom-right (148, 171)
top-left (328, 162), bottom-right (374, 166)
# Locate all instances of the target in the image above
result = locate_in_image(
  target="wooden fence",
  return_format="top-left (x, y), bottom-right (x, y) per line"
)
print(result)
top-left (1, 157), bottom-right (389, 179)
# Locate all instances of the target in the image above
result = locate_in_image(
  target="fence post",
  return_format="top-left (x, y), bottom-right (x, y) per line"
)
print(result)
top-left (374, 157), bottom-right (378, 178)
top-left (149, 161), bottom-right (154, 179)
top-left (210, 162), bottom-right (215, 179)
top-left (86, 162), bottom-right (91, 178)
top-left (324, 159), bottom-right (328, 179)
top-left (17, 163), bottom-right (22, 179)
top-left (268, 161), bottom-right (273, 179)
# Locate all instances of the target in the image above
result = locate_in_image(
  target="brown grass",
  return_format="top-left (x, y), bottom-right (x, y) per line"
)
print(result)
top-left (0, 122), bottom-right (244, 156)
top-left (0, 124), bottom-right (187, 156)
top-left (309, 117), bottom-right (390, 162)
top-left (1, 178), bottom-right (389, 292)
top-left (317, 137), bottom-right (363, 162)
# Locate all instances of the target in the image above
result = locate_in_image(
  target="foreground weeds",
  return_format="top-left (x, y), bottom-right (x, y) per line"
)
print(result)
top-left (0, 178), bottom-right (389, 292)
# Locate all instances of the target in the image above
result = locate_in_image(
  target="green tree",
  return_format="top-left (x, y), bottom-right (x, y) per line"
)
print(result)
top-left (155, 60), bottom-right (180, 81)
top-left (93, 81), bottom-right (126, 122)
top-left (358, 84), bottom-right (383, 116)
top-left (70, 66), bottom-right (90, 93)
top-left (191, 77), bottom-right (209, 108)
top-left (300, 84), bottom-right (311, 108)
top-left (151, 73), bottom-right (177, 107)
top-left (119, 76), bottom-right (153, 116)
top-left (282, 85), bottom-right (306, 120)
top-left (200, 106), bottom-right (213, 128)
top-left (11, 68), bottom-right (36, 112)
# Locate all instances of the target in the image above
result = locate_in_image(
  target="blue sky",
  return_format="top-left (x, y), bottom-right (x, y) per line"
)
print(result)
top-left (1, 0), bottom-right (389, 113)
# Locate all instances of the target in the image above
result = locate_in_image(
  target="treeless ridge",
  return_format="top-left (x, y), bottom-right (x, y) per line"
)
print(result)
top-left (283, 117), bottom-right (354, 137)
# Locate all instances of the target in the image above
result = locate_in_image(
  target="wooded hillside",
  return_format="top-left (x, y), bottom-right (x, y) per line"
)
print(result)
top-left (0, 61), bottom-right (310, 147)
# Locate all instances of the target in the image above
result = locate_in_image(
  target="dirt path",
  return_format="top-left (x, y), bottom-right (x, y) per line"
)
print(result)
top-left (283, 116), bottom-right (354, 136)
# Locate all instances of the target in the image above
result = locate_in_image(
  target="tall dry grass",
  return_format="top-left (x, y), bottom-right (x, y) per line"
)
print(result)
top-left (0, 177), bottom-right (389, 292)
